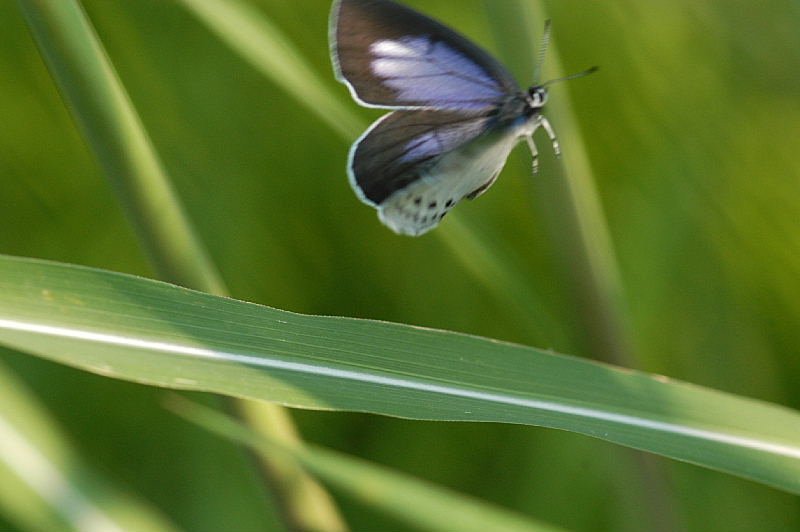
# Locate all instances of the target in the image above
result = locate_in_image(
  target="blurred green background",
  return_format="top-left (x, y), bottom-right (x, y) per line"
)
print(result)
top-left (1, 0), bottom-right (799, 530)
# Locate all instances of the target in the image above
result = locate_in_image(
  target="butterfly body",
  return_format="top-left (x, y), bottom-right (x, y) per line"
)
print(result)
top-left (331, 0), bottom-right (587, 236)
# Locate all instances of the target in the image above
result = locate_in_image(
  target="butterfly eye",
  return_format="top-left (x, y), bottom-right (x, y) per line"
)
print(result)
top-left (528, 86), bottom-right (548, 108)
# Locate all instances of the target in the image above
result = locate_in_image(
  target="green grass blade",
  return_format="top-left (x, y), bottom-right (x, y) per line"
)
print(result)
top-left (174, 0), bottom-right (364, 140)
top-left (503, 0), bottom-right (634, 366)
top-left (16, 0), bottom-right (224, 294)
top-left (0, 360), bottom-right (177, 532)
top-left (170, 397), bottom-right (567, 532)
top-left (1, 254), bottom-right (799, 495)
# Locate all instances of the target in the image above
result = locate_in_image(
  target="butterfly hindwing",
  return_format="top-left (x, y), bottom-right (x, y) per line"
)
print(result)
top-left (351, 107), bottom-right (527, 236)
top-left (332, 0), bottom-right (519, 109)
top-left (350, 108), bottom-right (494, 204)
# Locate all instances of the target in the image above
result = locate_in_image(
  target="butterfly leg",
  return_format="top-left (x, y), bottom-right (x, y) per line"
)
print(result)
top-left (540, 117), bottom-right (561, 157)
top-left (526, 135), bottom-right (539, 174)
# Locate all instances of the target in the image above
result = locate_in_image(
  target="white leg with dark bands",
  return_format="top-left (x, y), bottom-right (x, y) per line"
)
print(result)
top-left (526, 135), bottom-right (539, 174)
top-left (540, 117), bottom-right (561, 157)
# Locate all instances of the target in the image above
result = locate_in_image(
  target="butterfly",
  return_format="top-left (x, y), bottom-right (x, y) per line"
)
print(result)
top-left (330, 0), bottom-right (595, 236)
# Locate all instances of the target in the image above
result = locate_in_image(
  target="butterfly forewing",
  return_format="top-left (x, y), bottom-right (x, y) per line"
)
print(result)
top-left (332, 0), bottom-right (519, 109)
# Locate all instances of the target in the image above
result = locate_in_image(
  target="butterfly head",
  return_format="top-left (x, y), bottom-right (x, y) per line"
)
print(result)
top-left (527, 86), bottom-right (548, 109)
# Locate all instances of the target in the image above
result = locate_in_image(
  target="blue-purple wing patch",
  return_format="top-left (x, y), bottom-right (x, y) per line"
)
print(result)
top-left (331, 0), bottom-right (519, 110)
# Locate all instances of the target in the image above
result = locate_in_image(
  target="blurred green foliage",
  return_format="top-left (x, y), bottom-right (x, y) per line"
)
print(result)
top-left (1, 0), bottom-right (799, 530)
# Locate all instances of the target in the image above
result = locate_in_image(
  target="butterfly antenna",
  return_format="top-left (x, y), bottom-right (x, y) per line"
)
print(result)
top-left (532, 19), bottom-right (552, 84)
top-left (542, 66), bottom-right (598, 87)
